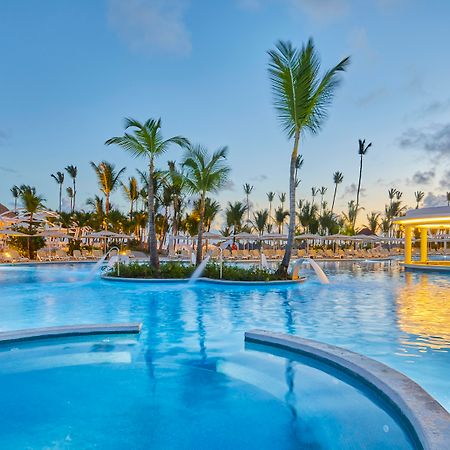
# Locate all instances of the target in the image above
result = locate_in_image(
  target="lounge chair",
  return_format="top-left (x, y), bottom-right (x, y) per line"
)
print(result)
top-left (3, 249), bottom-right (29, 263)
top-left (73, 250), bottom-right (87, 260)
top-left (37, 249), bottom-right (51, 261)
top-left (55, 249), bottom-right (70, 261)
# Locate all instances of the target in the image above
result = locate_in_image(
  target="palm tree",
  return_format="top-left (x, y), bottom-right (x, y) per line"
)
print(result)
top-left (65, 165), bottom-right (77, 212)
top-left (18, 185), bottom-right (45, 258)
top-left (243, 183), bottom-right (254, 223)
top-left (226, 201), bottom-right (247, 235)
top-left (319, 186), bottom-right (327, 214)
top-left (203, 198), bottom-right (221, 232)
top-left (165, 161), bottom-right (186, 247)
top-left (297, 201), bottom-right (318, 233)
top-left (354, 139), bottom-right (372, 227)
top-left (331, 171), bottom-right (343, 213)
top-left (342, 200), bottom-right (362, 235)
top-left (86, 195), bottom-right (105, 228)
top-left (267, 192), bottom-right (275, 223)
top-left (90, 161), bottom-right (125, 226)
top-left (122, 176), bottom-right (139, 220)
top-left (365, 212), bottom-right (380, 234)
top-left (50, 171), bottom-right (64, 213)
top-left (182, 145), bottom-right (230, 265)
top-left (311, 187), bottom-right (319, 206)
top-left (279, 192), bottom-right (286, 210)
top-left (66, 187), bottom-right (74, 212)
top-left (294, 155), bottom-right (304, 188)
top-left (447, 192), bottom-right (450, 206)
top-left (414, 191), bottom-right (424, 209)
top-left (274, 206), bottom-right (289, 234)
top-left (105, 118), bottom-right (189, 269)
top-left (268, 38), bottom-right (349, 273)
top-left (10, 185), bottom-right (19, 211)
top-left (253, 209), bottom-right (269, 235)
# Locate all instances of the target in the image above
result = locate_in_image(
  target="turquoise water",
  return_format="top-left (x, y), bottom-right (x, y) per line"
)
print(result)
top-left (0, 261), bottom-right (448, 448)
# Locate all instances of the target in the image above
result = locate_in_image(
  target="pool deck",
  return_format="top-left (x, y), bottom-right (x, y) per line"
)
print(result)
top-left (245, 329), bottom-right (450, 450)
top-left (0, 323), bottom-right (142, 344)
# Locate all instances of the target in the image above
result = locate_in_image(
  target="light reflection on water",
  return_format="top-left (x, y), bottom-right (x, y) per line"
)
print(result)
top-left (0, 261), bottom-right (449, 411)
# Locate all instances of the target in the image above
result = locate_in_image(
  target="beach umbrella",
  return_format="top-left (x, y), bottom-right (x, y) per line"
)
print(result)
top-left (234, 232), bottom-right (260, 240)
top-left (202, 231), bottom-right (224, 240)
top-left (0, 229), bottom-right (29, 237)
top-left (260, 233), bottom-right (288, 240)
top-left (36, 230), bottom-right (73, 239)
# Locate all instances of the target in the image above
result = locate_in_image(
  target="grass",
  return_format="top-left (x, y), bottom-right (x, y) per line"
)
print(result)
top-left (106, 261), bottom-right (290, 281)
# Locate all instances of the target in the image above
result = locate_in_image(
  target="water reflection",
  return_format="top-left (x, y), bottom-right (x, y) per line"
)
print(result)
top-left (396, 272), bottom-right (450, 350)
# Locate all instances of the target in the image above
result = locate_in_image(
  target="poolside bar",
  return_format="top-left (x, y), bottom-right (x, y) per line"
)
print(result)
top-left (393, 206), bottom-right (450, 271)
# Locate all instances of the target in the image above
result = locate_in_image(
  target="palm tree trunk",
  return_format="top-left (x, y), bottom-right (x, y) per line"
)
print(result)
top-left (196, 194), bottom-right (206, 266)
top-left (59, 185), bottom-right (62, 213)
top-left (147, 158), bottom-right (159, 269)
top-left (279, 129), bottom-right (299, 275)
top-left (354, 155), bottom-right (363, 229)
top-left (28, 215), bottom-right (33, 259)
top-left (104, 194), bottom-right (110, 230)
top-left (331, 183), bottom-right (338, 213)
top-left (73, 180), bottom-right (76, 212)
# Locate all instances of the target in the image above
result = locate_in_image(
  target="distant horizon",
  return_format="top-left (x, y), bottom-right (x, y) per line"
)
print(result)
top-left (1, 0), bottom-right (450, 227)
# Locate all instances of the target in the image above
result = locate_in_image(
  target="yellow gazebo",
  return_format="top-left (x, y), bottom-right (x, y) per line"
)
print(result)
top-left (393, 206), bottom-right (450, 271)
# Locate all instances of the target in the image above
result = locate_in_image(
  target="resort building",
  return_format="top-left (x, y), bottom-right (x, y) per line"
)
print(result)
top-left (393, 206), bottom-right (450, 271)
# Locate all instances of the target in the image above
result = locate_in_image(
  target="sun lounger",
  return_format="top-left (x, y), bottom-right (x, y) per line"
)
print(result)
top-left (73, 250), bottom-right (87, 260)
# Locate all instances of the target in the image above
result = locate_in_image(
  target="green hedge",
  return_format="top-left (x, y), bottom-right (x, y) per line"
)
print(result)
top-left (106, 261), bottom-right (288, 281)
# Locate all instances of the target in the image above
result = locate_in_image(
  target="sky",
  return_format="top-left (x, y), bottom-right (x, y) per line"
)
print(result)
top-left (1, 0), bottom-right (450, 226)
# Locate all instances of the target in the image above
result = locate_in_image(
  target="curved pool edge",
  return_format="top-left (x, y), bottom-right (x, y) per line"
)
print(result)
top-left (244, 329), bottom-right (450, 450)
top-left (101, 275), bottom-right (306, 286)
top-left (0, 323), bottom-right (142, 345)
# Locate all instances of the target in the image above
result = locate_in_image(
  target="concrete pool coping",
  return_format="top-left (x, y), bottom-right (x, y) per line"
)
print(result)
top-left (245, 329), bottom-right (450, 450)
top-left (0, 323), bottom-right (142, 345)
top-left (101, 275), bottom-right (306, 286)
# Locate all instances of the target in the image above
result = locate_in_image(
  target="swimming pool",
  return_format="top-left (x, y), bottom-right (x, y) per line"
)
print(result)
top-left (0, 261), bottom-right (448, 448)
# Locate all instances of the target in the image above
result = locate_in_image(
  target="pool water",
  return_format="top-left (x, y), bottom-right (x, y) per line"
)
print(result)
top-left (0, 261), bottom-right (448, 448)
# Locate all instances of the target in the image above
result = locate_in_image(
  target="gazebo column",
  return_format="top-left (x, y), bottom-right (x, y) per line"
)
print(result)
top-left (420, 228), bottom-right (428, 263)
top-left (404, 225), bottom-right (413, 264)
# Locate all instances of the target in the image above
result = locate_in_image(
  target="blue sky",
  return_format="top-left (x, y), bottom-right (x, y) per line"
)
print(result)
top-left (1, 0), bottom-right (449, 224)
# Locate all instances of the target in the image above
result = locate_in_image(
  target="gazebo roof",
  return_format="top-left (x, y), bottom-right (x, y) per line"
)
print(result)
top-left (393, 206), bottom-right (450, 227)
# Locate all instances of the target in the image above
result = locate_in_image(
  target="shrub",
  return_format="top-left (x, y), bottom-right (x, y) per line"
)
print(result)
top-left (106, 261), bottom-right (288, 281)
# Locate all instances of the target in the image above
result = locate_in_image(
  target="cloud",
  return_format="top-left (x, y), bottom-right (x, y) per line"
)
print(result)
top-left (356, 88), bottom-right (387, 107)
top-left (423, 192), bottom-right (448, 207)
top-left (398, 123), bottom-right (450, 159)
top-left (0, 166), bottom-right (18, 174)
top-left (250, 174), bottom-right (268, 182)
top-left (236, 0), bottom-right (349, 21)
top-left (408, 169), bottom-right (436, 185)
top-left (289, 0), bottom-right (349, 21)
top-left (107, 0), bottom-right (191, 56)
top-left (222, 179), bottom-right (235, 191)
top-left (439, 170), bottom-right (450, 190)
top-left (342, 183), bottom-right (365, 198)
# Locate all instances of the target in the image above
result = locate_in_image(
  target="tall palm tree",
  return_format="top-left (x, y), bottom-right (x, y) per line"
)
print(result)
top-left (50, 171), bottom-right (64, 213)
top-left (331, 171), bottom-right (343, 213)
top-left (165, 161), bottom-right (186, 247)
top-left (66, 187), bottom-right (74, 213)
top-left (253, 209), bottom-right (269, 235)
top-left (243, 183), bottom-right (254, 223)
top-left (354, 139), bottom-right (372, 227)
top-left (65, 165), bottom-right (77, 212)
top-left (202, 198), bottom-right (221, 232)
top-left (10, 185), bottom-right (19, 211)
top-left (90, 161), bottom-right (125, 226)
top-left (122, 176), bottom-right (139, 220)
top-left (294, 155), bottom-right (304, 189)
top-left (311, 187), bottom-right (319, 206)
top-left (267, 192), bottom-right (275, 223)
top-left (268, 38), bottom-right (349, 273)
top-left (414, 191), bottom-right (424, 209)
top-left (447, 192), bottom-right (450, 206)
top-left (86, 195), bottom-right (105, 228)
top-left (274, 206), bottom-right (289, 234)
top-left (365, 212), bottom-right (380, 234)
top-left (225, 201), bottom-right (247, 235)
top-left (18, 185), bottom-right (45, 258)
top-left (105, 118), bottom-right (189, 269)
top-left (319, 186), bottom-right (327, 214)
top-left (279, 192), bottom-right (286, 209)
top-left (182, 145), bottom-right (230, 265)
